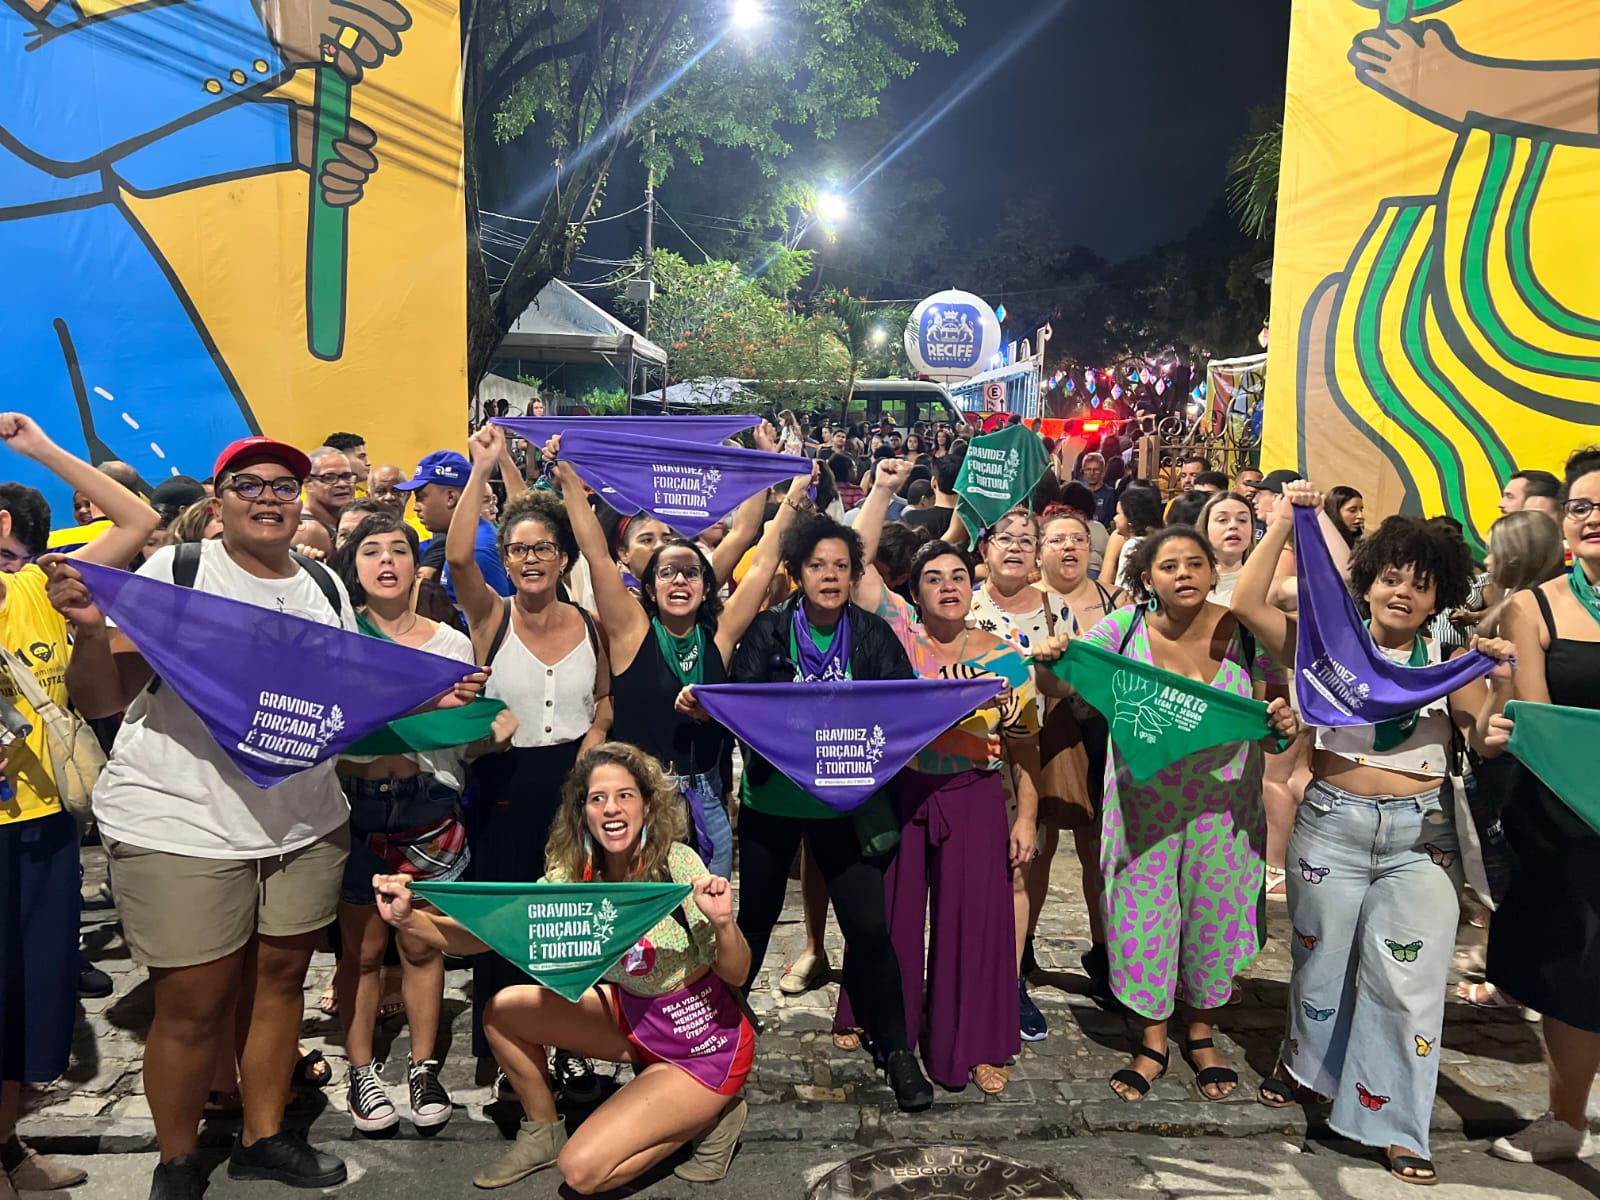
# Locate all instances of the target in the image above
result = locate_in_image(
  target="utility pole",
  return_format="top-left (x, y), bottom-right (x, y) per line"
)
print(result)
top-left (642, 128), bottom-right (656, 338)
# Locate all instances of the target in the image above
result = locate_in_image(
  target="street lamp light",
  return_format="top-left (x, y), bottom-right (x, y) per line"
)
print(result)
top-left (816, 190), bottom-right (848, 224)
top-left (870, 326), bottom-right (888, 346)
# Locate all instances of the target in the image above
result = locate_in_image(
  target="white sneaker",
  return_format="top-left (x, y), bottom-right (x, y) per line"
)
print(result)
top-left (1490, 1113), bottom-right (1593, 1163)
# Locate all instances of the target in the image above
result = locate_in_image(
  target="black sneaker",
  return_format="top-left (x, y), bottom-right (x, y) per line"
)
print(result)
top-left (1018, 978), bottom-right (1048, 1042)
top-left (884, 1049), bottom-right (933, 1113)
top-left (78, 965), bottom-right (114, 998)
top-left (347, 1062), bottom-right (398, 1135)
top-left (226, 1131), bottom-right (347, 1188)
top-left (553, 1049), bottom-right (602, 1105)
top-left (408, 1058), bottom-right (452, 1133)
top-left (148, 1154), bottom-right (206, 1200)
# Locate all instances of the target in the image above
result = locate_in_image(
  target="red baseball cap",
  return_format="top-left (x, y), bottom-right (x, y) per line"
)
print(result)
top-left (212, 437), bottom-right (311, 482)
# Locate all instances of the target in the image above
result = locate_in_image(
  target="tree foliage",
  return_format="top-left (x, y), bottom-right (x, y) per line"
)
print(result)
top-left (463, 0), bottom-right (963, 386)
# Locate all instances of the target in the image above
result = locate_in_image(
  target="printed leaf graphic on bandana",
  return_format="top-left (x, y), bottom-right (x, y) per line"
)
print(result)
top-left (559, 429), bottom-right (809, 537)
top-left (692, 678), bottom-right (1002, 811)
top-left (953, 424), bottom-right (1049, 529)
top-left (1052, 640), bottom-right (1276, 780)
top-left (410, 880), bottom-right (690, 1003)
top-left (75, 561), bottom-right (476, 788)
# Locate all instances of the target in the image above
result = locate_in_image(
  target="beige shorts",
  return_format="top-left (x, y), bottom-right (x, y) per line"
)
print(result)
top-left (104, 826), bottom-right (349, 969)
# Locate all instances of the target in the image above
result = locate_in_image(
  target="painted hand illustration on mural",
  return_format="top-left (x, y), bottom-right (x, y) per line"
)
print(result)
top-left (1293, 8), bottom-right (1600, 554)
top-left (0, 0), bottom-right (408, 514)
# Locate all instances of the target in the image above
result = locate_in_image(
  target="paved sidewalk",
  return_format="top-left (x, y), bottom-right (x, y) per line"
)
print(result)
top-left (22, 835), bottom-right (1575, 1156)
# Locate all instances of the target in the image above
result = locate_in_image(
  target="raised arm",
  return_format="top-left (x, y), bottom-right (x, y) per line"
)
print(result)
top-left (1232, 487), bottom-right (1314, 667)
top-left (708, 420), bottom-right (780, 587)
top-left (850, 458), bottom-right (910, 614)
top-left (0, 415), bottom-right (159, 567)
top-left (714, 470), bottom-right (811, 665)
top-left (44, 560), bottom-right (153, 717)
top-left (451, 427), bottom-right (511, 635)
top-left (498, 436), bottom-right (529, 500)
top-left (550, 444), bottom-right (648, 660)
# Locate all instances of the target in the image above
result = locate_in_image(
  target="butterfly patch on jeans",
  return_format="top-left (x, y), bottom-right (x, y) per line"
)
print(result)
top-left (1357, 1083), bottom-right (1390, 1110)
top-left (1414, 1035), bottom-right (1435, 1057)
top-left (1384, 938), bottom-right (1423, 963)
top-left (1423, 843), bottom-right (1457, 868)
top-left (1299, 858), bottom-right (1330, 883)
top-left (1294, 928), bottom-right (1318, 950)
top-left (1301, 1002), bottom-right (1335, 1022)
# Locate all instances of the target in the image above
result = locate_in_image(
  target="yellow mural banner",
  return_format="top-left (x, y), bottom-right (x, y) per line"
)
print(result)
top-left (1264, 0), bottom-right (1600, 552)
top-left (2, 0), bottom-right (465, 520)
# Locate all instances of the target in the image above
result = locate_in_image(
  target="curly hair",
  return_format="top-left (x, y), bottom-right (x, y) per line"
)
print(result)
top-left (1565, 445), bottom-right (1600, 492)
top-left (543, 743), bottom-right (690, 883)
top-left (1347, 515), bottom-right (1474, 614)
top-left (0, 483), bottom-right (52, 558)
top-left (638, 538), bottom-right (722, 633)
top-left (1120, 525), bottom-right (1214, 602)
top-left (781, 513), bottom-right (863, 582)
top-left (499, 490), bottom-right (577, 571)
top-left (330, 511), bottom-right (420, 607)
top-left (1116, 484), bottom-right (1164, 537)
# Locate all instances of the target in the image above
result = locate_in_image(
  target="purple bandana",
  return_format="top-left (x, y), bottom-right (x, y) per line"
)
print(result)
top-left (493, 415), bottom-right (758, 445)
top-left (559, 429), bottom-right (809, 537)
top-left (693, 678), bottom-right (1003, 811)
top-left (792, 606), bottom-right (852, 681)
top-left (76, 561), bottom-right (476, 788)
top-left (1291, 504), bottom-right (1492, 727)
top-left (617, 973), bottom-right (753, 1092)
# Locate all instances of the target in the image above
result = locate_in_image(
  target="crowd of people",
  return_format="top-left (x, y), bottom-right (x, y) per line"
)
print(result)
top-left (1, 404), bottom-right (1598, 1199)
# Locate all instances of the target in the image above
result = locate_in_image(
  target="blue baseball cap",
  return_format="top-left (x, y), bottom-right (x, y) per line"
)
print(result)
top-left (396, 450), bottom-right (471, 492)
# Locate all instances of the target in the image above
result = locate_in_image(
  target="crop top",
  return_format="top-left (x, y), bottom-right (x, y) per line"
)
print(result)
top-left (1313, 636), bottom-right (1453, 777)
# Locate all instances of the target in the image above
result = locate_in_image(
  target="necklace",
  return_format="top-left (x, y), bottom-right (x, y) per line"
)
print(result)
top-left (367, 610), bottom-right (419, 639)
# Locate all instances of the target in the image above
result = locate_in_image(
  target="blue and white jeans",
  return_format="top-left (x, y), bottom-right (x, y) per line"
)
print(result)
top-left (1280, 778), bottom-right (1462, 1157)
top-left (674, 768), bottom-right (733, 879)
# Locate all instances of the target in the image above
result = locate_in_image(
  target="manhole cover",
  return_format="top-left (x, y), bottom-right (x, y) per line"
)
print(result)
top-left (806, 1146), bottom-right (1075, 1198)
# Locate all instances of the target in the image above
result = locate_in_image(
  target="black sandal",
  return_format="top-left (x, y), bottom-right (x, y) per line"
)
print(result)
top-left (1388, 1151), bottom-right (1438, 1187)
top-left (292, 1049), bottom-right (331, 1090)
top-left (1180, 1037), bottom-right (1238, 1102)
top-left (1257, 1074), bottom-right (1297, 1108)
top-left (1108, 1044), bottom-right (1169, 1103)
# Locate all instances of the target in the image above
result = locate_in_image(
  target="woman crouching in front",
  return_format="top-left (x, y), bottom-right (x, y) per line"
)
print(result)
top-left (372, 744), bottom-right (754, 1193)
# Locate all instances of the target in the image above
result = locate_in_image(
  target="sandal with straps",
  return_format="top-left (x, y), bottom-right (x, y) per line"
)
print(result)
top-left (972, 1063), bottom-right (1008, 1095)
top-left (1109, 1043), bottom-right (1169, 1103)
top-left (1388, 1150), bottom-right (1439, 1187)
top-left (1180, 1037), bottom-right (1239, 1102)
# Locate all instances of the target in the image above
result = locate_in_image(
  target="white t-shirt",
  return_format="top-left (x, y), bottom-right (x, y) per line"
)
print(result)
top-left (93, 541), bottom-right (359, 860)
top-left (339, 622), bottom-right (476, 791)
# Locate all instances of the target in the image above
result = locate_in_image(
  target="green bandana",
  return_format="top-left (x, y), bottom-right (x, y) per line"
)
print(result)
top-left (653, 618), bottom-right (705, 687)
top-left (953, 423), bottom-right (1050, 530)
top-left (346, 612), bottom-right (505, 755)
top-left (1570, 563), bottom-right (1600, 632)
top-left (1050, 639), bottom-right (1276, 780)
top-left (1368, 625), bottom-right (1430, 752)
top-left (410, 880), bottom-right (691, 1002)
top-left (1505, 700), bottom-right (1600, 836)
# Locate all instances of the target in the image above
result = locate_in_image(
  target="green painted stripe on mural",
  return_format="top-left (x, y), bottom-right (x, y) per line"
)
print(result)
top-left (1505, 141), bottom-right (1600, 340)
top-left (1462, 134), bottom-right (1600, 381)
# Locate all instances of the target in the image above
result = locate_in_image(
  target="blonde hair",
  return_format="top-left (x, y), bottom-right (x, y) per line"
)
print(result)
top-left (544, 743), bottom-right (689, 883)
top-left (167, 498), bottom-right (219, 544)
top-left (1479, 511), bottom-right (1565, 637)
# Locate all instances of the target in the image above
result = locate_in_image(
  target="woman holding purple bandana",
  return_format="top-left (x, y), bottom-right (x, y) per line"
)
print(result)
top-left (1236, 482), bottom-right (1517, 1187)
top-left (548, 441), bottom-right (812, 878)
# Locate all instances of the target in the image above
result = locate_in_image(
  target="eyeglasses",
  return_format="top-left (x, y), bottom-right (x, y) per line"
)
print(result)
top-left (308, 472), bottom-right (358, 486)
top-left (506, 541), bottom-right (560, 562)
top-left (1043, 534), bottom-right (1089, 548)
top-left (654, 563), bottom-right (703, 582)
top-left (224, 475), bottom-right (302, 501)
top-left (989, 534), bottom-right (1038, 550)
top-left (1565, 499), bottom-right (1598, 520)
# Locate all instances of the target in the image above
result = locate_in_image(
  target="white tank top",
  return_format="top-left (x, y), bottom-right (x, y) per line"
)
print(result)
top-left (1313, 637), bottom-right (1453, 777)
top-left (487, 618), bottom-right (597, 748)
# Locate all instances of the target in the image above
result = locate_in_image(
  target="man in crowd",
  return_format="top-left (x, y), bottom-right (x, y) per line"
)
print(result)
top-left (321, 433), bottom-right (369, 494)
top-left (367, 465), bottom-right (409, 519)
top-left (1, 414), bottom-right (160, 1200)
top-left (1194, 471), bottom-right (1230, 495)
top-left (301, 447), bottom-right (357, 539)
top-left (1500, 468), bottom-right (1562, 520)
top-left (1244, 468), bottom-right (1304, 540)
top-left (1077, 452), bottom-right (1117, 527)
top-left (1234, 465), bottom-right (1264, 492)
top-left (50, 436), bottom-right (359, 1199)
top-left (1178, 455), bottom-right (1210, 491)
top-left (829, 428), bottom-right (849, 456)
top-left (902, 456), bottom-right (960, 540)
top-left (400, 450), bottom-right (511, 601)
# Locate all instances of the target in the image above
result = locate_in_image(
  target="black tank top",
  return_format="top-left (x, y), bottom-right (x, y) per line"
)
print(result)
top-left (1533, 589), bottom-right (1600, 711)
top-left (610, 625), bottom-right (728, 775)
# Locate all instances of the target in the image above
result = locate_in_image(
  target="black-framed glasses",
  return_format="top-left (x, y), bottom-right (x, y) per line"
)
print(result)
top-left (506, 541), bottom-right (559, 562)
top-left (224, 475), bottom-right (302, 501)
top-left (308, 471), bottom-right (358, 486)
top-left (1565, 498), bottom-right (1598, 520)
top-left (654, 563), bottom-right (703, 582)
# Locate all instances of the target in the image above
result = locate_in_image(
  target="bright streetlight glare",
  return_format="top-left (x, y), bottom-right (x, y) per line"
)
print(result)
top-left (730, 0), bottom-right (765, 29)
top-left (816, 190), bottom-right (848, 223)
top-left (871, 326), bottom-right (888, 345)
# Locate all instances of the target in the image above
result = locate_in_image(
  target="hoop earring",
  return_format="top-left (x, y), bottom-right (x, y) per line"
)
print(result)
top-left (1146, 595), bottom-right (1160, 614)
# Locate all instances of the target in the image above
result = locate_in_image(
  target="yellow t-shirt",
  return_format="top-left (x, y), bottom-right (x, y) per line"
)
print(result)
top-left (0, 565), bottom-right (69, 823)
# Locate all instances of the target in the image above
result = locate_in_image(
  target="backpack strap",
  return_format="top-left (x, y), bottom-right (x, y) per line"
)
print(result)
top-left (172, 540), bottom-right (202, 589)
top-left (290, 553), bottom-right (343, 619)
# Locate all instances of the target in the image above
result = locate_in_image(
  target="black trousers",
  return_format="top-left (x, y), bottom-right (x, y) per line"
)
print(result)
top-left (736, 804), bottom-right (909, 1055)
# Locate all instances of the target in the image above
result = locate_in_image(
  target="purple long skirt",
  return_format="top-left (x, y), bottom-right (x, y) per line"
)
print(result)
top-left (837, 767), bottom-right (1020, 1089)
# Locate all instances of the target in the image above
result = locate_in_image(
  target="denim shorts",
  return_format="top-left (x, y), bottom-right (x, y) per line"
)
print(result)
top-left (340, 773), bottom-right (469, 905)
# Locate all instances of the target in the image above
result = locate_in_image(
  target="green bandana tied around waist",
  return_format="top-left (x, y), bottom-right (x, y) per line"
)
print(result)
top-left (1050, 639), bottom-right (1277, 780)
top-left (410, 880), bottom-right (691, 1002)
top-left (345, 612), bottom-right (504, 755)
top-left (1505, 700), bottom-right (1600, 836)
